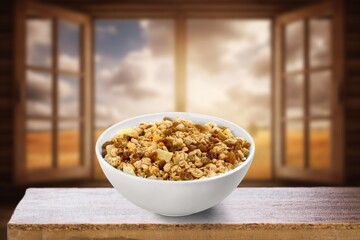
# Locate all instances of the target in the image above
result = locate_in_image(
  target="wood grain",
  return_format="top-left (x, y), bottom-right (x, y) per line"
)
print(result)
top-left (7, 188), bottom-right (360, 240)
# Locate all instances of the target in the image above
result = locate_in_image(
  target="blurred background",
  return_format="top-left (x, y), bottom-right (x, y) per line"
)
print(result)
top-left (1, 0), bottom-right (359, 238)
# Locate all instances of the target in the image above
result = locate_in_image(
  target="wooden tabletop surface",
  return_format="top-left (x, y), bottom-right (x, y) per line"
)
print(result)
top-left (8, 187), bottom-right (360, 240)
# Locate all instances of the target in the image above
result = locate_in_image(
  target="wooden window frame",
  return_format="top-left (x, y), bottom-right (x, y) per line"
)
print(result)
top-left (274, 1), bottom-right (345, 184)
top-left (14, 1), bottom-right (93, 184)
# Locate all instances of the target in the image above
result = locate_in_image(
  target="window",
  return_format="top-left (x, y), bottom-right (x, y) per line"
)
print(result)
top-left (274, 1), bottom-right (344, 183)
top-left (14, 1), bottom-right (92, 183)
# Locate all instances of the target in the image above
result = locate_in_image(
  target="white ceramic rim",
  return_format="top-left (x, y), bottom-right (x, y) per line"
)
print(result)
top-left (95, 112), bottom-right (255, 185)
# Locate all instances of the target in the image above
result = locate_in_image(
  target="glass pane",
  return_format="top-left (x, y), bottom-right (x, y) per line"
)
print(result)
top-left (26, 18), bottom-right (52, 67)
top-left (309, 121), bottom-right (331, 170)
top-left (286, 75), bottom-right (304, 118)
top-left (310, 71), bottom-right (331, 116)
top-left (58, 75), bottom-right (79, 117)
top-left (58, 20), bottom-right (80, 72)
top-left (58, 121), bottom-right (80, 168)
top-left (187, 20), bottom-right (271, 180)
top-left (26, 120), bottom-right (52, 169)
top-left (285, 121), bottom-right (304, 168)
top-left (310, 16), bottom-right (332, 68)
top-left (285, 21), bottom-right (304, 72)
top-left (26, 70), bottom-right (52, 116)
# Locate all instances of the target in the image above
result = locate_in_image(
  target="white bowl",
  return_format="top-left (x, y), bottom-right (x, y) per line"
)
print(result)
top-left (95, 112), bottom-right (255, 216)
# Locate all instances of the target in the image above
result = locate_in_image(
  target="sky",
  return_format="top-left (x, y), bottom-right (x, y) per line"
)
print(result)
top-left (26, 19), bottom-right (80, 131)
top-left (94, 19), bottom-right (271, 129)
top-left (26, 17), bottom-right (331, 131)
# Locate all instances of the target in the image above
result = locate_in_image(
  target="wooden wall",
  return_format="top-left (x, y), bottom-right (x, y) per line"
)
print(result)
top-left (345, 0), bottom-right (360, 184)
top-left (0, 0), bottom-right (358, 198)
top-left (0, 0), bottom-right (13, 186)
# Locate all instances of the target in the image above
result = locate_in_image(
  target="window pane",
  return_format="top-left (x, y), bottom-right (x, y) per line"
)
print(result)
top-left (310, 71), bottom-right (331, 116)
top-left (310, 16), bottom-right (332, 68)
top-left (309, 120), bottom-right (331, 170)
top-left (187, 20), bottom-right (271, 180)
top-left (285, 21), bottom-right (304, 72)
top-left (285, 121), bottom-right (304, 168)
top-left (26, 120), bottom-right (52, 169)
top-left (26, 70), bottom-right (52, 116)
top-left (58, 20), bottom-right (80, 72)
top-left (26, 18), bottom-right (52, 67)
top-left (94, 20), bottom-right (175, 179)
top-left (58, 121), bottom-right (80, 168)
top-left (286, 74), bottom-right (304, 118)
top-left (58, 75), bottom-right (79, 117)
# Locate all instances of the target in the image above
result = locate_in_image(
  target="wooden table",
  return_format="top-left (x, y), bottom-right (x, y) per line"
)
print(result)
top-left (7, 188), bottom-right (360, 240)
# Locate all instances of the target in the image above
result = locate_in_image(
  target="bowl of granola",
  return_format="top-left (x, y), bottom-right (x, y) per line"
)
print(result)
top-left (95, 112), bottom-right (255, 216)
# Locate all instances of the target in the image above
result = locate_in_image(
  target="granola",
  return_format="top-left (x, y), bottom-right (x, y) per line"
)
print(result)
top-left (102, 117), bottom-right (251, 181)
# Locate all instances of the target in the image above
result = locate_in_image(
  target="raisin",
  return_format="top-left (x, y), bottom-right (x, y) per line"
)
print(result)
top-left (149, 151), bottom-right (157, 163)
top-left (165, 141), bottom-right (174, 152)
top-left (163, 128), bottom-right (173, 136)
top-left (179, 171), bottom-right (194, 181)
top-left (158, 160), bottom-right (166, 170)
top-left (207, 151), bottom-right (218, 160)
top-left (133, 152), bottom-right (144, 160)
top-left (122, 151), bottom-right (131, 161)
top-left (209, 136), bottom-right (219, 143)
top-left (225, 152), bottom-right (236, 164)
top-left (102, 149), bottom-right (107, 158)
top-left (158, 138), bottom-right (168, 144)
top-left (172, 121), bottom-right (180, 128)
top-left (198, 143), bottom-right (208, 153)
top-left (187, 144), bottom-right (197, 151)
top-left (114, 142), bottom-right (122, 148)
top-left (102, 141), bottom-right (113, 150)
top-left (130, 158), bottom-right (138, 164)
top-left (201, 157), bottom-right (211, 165)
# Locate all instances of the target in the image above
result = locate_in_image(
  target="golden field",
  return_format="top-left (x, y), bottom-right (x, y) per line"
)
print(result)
top-left (26, 130), bottom-right (80, 169)
top-left (26, 129), bottom-right (330, 178)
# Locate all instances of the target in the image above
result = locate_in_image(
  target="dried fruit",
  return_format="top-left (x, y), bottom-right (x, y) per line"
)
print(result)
top-left (179, 171), bottom-right (194, 180)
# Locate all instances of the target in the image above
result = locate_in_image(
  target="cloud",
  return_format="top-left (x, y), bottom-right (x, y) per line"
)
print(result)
top-left (310, 19), bottom-right (331, 66)
top-left (27, 71), bottom-right (51, 102)
top-left (27, 71), bottom-right (80, 117)
top-left (95, 20), bottom-right (271, 128)
top-left (187, 20), bottom-right (270, 74)
top-left (96, 25), bottom-right (118, 35)
top-left (285, 22), bottom-right (304, 71)
top-left (27, 100), bottom-right (51, 116)
top-left (26, 20), bottom-right (52, 66)
top-left (104, 48), bottom-right (169, 100)
top-left (141, 20), bottom-right (174, 56)
top-left (59, 54), bottom-right (79, 72)
top-left (27, 20), bottom-right (51, 47)
top-left (249, 46), bottom-right (271, 80)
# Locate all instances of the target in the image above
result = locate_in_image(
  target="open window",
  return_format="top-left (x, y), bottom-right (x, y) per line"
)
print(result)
top-left (274, 1), bottom-right (345, 184)
top-left (14, 1), bottom-right (92, 183)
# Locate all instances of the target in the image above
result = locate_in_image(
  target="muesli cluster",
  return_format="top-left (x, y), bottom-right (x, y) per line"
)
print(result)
top-left (102, 117), bottom-right (251, 181)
